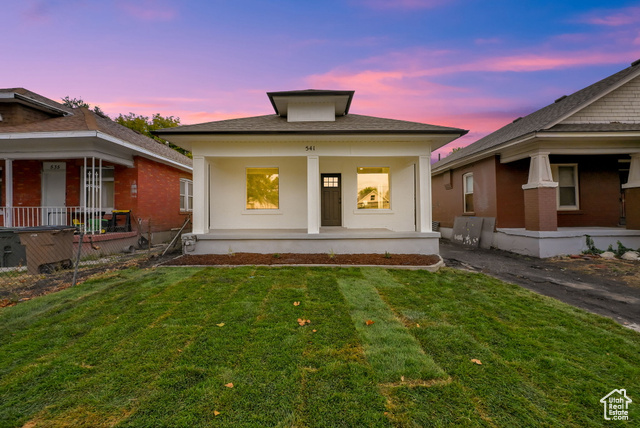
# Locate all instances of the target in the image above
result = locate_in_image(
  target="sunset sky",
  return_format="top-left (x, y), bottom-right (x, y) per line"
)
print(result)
top-left (4, 0), bottom-right (640, 159)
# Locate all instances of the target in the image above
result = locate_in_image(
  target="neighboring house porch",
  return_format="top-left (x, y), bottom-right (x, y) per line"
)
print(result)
top-left (432, 60), bottom-right (640, 257)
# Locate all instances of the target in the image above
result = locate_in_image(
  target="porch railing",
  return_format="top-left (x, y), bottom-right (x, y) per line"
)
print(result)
top-left (0, 206), bottom-right (106, 234)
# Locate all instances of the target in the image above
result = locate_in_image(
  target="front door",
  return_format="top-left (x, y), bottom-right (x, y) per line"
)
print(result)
top-left (321, 173), bottom-right (341, 226)
top-left (42, 162), bottom-right (66, 225)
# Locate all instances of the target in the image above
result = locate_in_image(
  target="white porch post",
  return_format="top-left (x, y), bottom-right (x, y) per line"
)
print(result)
top-left (307, 155), bottom-right (320, 234)
top-left (192, 156), bottom-right (210, 235)
top-left (522, 152), bottom-right (557, 190)
top-left (416, 155), bottom-right (432, 233)
top-left (622, 153), bottom-right (640, 189)
top-left (5, 159), bottom-right (13, 227)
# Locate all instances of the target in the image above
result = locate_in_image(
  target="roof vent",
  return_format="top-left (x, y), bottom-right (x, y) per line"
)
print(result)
top-left (554, 95), bottom-right (567, 103)
top-left (632, 58), bottom-right (640, 67)
top-left (512, 117), bottom-right (523, 123)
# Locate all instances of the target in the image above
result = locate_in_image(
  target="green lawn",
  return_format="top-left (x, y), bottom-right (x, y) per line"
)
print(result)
top-left (1, 266), bottom-right (638, 427)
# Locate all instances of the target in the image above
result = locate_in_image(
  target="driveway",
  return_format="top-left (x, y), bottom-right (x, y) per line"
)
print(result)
top-left (439, 240), bottom-right (640, 332)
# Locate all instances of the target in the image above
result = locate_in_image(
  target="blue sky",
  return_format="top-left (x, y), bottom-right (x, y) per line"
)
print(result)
top-left (4, 0), bottom-right (640, 158)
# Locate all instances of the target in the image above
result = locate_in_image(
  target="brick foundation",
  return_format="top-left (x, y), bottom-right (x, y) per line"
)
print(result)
top-left (524, 187), bottom-right (557, 231)
top-left (626, 187), bottom-right (640, 230)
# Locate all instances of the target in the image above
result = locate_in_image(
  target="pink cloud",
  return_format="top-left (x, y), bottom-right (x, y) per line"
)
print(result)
top-left (116, 0), bottom-right (177, 21)
top-left (579, 6), bottom-right (640, 27)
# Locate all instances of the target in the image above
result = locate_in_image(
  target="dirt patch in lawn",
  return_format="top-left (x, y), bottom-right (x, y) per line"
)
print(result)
top-left (549, 255), bottom-right (640, 288)
top-left (163, 253), bottom-right (441, 267)
top-left (0, 249), bottom-right (179, 308)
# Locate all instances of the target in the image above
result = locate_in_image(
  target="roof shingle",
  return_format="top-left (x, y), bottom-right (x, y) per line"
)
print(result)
top-left (433, 61), bottom-right (640, 169)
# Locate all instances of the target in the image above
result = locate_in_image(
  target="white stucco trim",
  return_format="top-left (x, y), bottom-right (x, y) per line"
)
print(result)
top-left (192, 156), bottom-right (209, 234)
top-left (307, 156), bottom-right (320, 234)
top-left (416, 155), bottom-right (432, 232)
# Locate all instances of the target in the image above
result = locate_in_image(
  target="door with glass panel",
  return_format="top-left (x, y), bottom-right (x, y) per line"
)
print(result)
top-left (321, 174), bottom-right (341, 226)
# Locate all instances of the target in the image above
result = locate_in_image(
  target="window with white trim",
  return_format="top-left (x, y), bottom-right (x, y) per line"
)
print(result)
top-left (551, 164), bottom-right (579, 210)
top-left (357, 167), bottom-right (390, 209)
top-left (180, 178), bottom-right (193, 212)
top-left (463, 172), bottom-right (474, 213)
top-left (246, 167), bottom-right (279, 210)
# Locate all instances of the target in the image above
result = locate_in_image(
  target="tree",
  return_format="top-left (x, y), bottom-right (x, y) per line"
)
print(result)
top-left (114, 113), bottom-right (189, 157)
top-left (60, 96), bottom-right (107, 117)
top-left (62, 96), bottom-right (189, 158)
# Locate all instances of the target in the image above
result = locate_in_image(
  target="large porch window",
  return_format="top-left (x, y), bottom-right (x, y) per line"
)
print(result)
top-left (357, 167), bottom-right (390, 209)
top-left (246, 167), bottom-right (279, 209)
top-left (551, 164), bottom-right (579, 210)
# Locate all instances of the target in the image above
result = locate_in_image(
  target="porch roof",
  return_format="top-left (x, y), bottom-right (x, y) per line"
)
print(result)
top-left (153, 113), bottom-right (468, 136)
top-left (432, 60), bottom-right (640, 172)
top-left (0, 88), bottom-right (192, 171)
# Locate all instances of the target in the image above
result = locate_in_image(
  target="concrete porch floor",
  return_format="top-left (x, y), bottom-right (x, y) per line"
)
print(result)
top-left (493, 227), bottom-right (640, 258)
top-left (183, 227), bottom-right (441, 255)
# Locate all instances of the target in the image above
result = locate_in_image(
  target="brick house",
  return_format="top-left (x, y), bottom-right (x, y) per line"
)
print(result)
top-left (432, 60), bottom-right (640, 257)
top-left (0, 88), bottom-right (193, 245)
top-left (155, 89), bottom-right (467, 255)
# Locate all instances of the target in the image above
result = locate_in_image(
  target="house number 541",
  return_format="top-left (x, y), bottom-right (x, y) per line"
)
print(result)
top-left (305, 145), bottom-right (316, 151)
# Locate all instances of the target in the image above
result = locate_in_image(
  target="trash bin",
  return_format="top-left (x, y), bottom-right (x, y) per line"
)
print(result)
top-left (0, 228), bottom-right (27, 268)
top-left (14, 226), bottom-right (76, 275)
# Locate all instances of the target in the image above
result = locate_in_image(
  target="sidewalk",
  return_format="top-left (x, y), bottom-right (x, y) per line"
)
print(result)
top-left (439, 240), bottom-right (640, 332)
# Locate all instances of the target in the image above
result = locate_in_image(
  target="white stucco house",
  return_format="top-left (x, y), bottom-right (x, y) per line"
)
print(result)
top-left (155, 89), bottom-right (467, 255)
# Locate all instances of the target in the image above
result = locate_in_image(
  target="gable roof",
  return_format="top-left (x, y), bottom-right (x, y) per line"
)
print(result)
top-left (154, 113), bottom-right (468, 136)
top-left (433, 60), bottom-right (640, 171)
top-left (0, 88), bottom-right (192, 170)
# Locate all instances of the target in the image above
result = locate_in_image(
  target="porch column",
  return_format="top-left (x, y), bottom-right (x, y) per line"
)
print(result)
top-left (622, 153), bottom-right (640, 230)
top-left (416, 155), bottom-right (432, 232)
top-left (192, 156), bottom-right (210, 235)
top-left (522, 152), bottom-right (558, 231)
top-left (307, 155), bottom-right (320, 234)
top-left (4, 159), bottom-right (13, 227)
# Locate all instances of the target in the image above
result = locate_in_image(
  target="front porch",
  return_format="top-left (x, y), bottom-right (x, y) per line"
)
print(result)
top-left (492, 227), bottom-right (640, 258)
top-left (183, 227), bottom-right (441, 255)
top-left (0, 206), bottom-right (132, 234)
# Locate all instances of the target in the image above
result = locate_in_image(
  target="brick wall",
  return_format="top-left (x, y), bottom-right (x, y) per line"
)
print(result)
top-left (0, 104), bottom-right (55, 127)
top-left (432, 156), bottom-right (498, 228)
top-left (495, 158), bottom-right (528, 228)
top-left (13, 160), bottom-right (41, 206)
top-left (551, 155), bottom-right (621, 227)
top-left (626, 188), bottom-right (640, 230)
top-left (135, 157), bottom-right (191, 232)
top-left (523, 187), bottom-right (558, 231)
top-left (562, 75), bottom-right (640, 124)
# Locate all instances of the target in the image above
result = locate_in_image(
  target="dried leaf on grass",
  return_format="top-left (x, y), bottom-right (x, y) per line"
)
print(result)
top-left (293, 301), bottom-right (300, 306)
top-left (216, 323), bottom-right (225, 327)
top-left (471, 359), bottom-right (482, 365)
top-left (297, 318), bottom-right (310, 326)
top-left (365, 320), bottom-right (375, 326)
top-left (225, 382), bottom-right (234, 388)
top-left (214, 410), bottom-right (221, 416)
